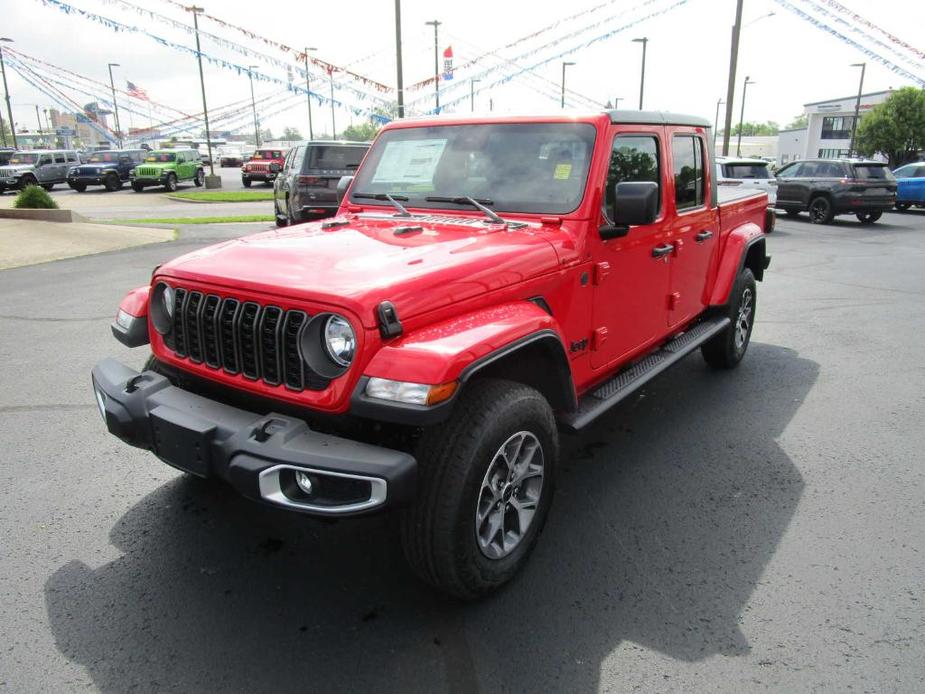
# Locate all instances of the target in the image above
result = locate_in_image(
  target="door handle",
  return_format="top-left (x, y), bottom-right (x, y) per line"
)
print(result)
top-left (652, 243), bottom-right (674, 258)
top-left (695, 230), bottom-right (714, 242)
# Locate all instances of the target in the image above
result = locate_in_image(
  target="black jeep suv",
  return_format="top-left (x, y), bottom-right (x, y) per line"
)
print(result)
top-left (774, 159), bottom-right (897, 224)
top-left (67, 149), bottom-right (146, 192)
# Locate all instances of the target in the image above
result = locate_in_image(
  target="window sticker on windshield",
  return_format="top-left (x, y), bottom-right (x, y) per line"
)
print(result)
top-left (371, 139), bottom-right (447, 186)
top-left (554, 163), bottom-right (572, 180)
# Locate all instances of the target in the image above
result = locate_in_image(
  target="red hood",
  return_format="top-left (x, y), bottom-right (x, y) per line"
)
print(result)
top-left (157, 214), bottom-right (563, 328)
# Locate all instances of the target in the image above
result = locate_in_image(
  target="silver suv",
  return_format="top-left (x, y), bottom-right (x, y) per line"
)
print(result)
top-left (0, 150), bottom-right (80, 193)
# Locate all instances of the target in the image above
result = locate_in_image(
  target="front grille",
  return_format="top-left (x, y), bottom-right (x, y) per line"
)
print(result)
top-left (248, 163), bottom-right (269, 172)
top-left (135, 166), bottom-right (161, 177)
top-left (164, 290), bottom-right (327, 392)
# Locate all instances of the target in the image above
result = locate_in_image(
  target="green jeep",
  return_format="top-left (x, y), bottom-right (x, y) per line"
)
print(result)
top-left (130, 149), bottom-right (205, 192)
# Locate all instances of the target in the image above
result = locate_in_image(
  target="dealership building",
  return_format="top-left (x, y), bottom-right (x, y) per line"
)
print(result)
top-left (777, 89), bottom-right (893, 165)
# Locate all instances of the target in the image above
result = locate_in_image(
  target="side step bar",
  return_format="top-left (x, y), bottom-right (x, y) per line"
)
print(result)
top-left (559, 315), bottom-right (731, 432)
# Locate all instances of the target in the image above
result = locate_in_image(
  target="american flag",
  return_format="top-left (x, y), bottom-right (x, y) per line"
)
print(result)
top-left (126, 80), bottom-right (149, 101)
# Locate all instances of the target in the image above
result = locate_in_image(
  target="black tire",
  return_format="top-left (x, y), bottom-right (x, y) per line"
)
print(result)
top-left (783, 208), bottom-right (801, 217)
top-left (401, 378), bottom-right (558, 600)
top-left (131, 182), bottom-right (144, 192)
top-left (808, 196), bottom-right (834, 224)
top-left (701, 267), bottom-right (756, 370)
top-left (856, 211), bottom-right (882, 224)
top-left (895, 202), bottom-right (911, 211)
top-left (194, 169), bottom-right (205, 187)
top-left (19, 175), bottom-right (38, 190)
top-left (104, 173), bottom-right (121, 192)
top-left (164, 173), bottom-right (178, 192)
top-left (42, 183), bottom-right (55, 191)
top-left (286, 197), bottom-right (299, 225)
top-left (70, 183), bottom-right (87, 192)
top-left (242, 177), bottom-right (252, 188)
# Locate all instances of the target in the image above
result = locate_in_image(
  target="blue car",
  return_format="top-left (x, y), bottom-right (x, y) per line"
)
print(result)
top-left (893, 162), bottom-right (925, 211)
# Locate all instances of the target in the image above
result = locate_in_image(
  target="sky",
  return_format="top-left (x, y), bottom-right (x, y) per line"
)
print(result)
top-left (2, 0), bottom-right (924, 140)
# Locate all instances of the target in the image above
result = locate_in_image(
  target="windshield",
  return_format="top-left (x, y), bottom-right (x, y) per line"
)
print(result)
top-left (723, 163), bottom-right (770, 179)
top-left (252, 150), bottom-right (282, 160)
top-left (852, 164), bottom-right (892, 180)
top-left (9, 153), bottom-right (39, 165)
top-left (145, 152), bottom-right (176, 163)
top-left (306, 145), bottom-right (367, 171)
top-left (350, 123), bottom-right (596, 214)
top-left (88, 152), bottom-right (118, 163)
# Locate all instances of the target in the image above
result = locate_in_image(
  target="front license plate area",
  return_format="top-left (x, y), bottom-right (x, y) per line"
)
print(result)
top-left (149, 405), bottom-right (216, 477)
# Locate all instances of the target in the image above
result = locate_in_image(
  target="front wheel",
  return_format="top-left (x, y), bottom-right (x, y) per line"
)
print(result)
top-left (702, 268), bottom-right (756, 369)
top-left (401, 379), bottom-right (558, 600)
top-left (70, 183), bottom-right (86, 192)
top-left (131, 182), bottom-right (144, 192)
top-left (856, 211), bottom-right (882, 224)
top-left (194, 169), bottom-right (205, 187)
top-left (808, 196), bottom-right (834, 224)
top-left (19, 175), bottom-right (38, 190)
top-left (164, 173), bottom-right (178, 192)
top-left (242, 177), bottom-right (252, 188)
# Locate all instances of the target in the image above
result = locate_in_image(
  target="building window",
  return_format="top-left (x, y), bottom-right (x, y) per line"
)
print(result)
top-left (818, 148), bottom-right (851, 159)
top-left (821, 116), bottom-right (855, 140)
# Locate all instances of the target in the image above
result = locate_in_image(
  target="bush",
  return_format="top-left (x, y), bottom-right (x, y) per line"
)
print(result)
top-left (14, 185), bottom-right (59, 209)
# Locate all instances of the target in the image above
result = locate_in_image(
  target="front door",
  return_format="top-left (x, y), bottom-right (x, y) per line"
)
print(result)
top-left (666, 129), bottom-right (719, 327)
top-left (590, 128), bottom-right (671, 369)
top-left (774, 161), bottom-right (803, 207)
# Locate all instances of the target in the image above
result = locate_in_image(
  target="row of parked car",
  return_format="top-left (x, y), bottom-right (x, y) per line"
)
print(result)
top-left (716, 155), bottom-right (925, 225)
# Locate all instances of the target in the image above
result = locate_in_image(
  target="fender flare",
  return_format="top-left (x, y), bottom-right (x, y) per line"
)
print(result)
top-left (708, 223), bottom-right (769, 306)
top-left (111, 285), bottom-right (150, 348)
top-left (350, 301), bottom-right (575, 426)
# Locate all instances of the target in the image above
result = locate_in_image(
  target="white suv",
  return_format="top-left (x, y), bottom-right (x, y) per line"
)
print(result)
top-left (715, 157), bottom-right (777, 205)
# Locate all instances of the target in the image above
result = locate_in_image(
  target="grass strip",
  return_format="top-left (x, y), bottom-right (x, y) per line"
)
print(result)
top-left (112, 215), bottom-right (274, 225)
top-left (168, 190), bottom-right (274, 202)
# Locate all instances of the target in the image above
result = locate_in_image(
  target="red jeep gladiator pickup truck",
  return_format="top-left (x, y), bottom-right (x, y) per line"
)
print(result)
top-left (93, 111), bottom-right (771, 599)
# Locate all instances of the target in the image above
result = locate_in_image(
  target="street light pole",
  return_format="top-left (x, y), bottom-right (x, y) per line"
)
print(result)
top-left (561, 61), bottom-right (575, 109)
top-left (329, 70), bottom-right (336, 138)
top-left (848, 62), bottom-right (866, 157)
top-left (722, 0), bottom-right (744, 156)
top-left (425, 20), bottom-right (441, 113)
top-left (107, 62), bottom-right (122, 148)
top-left (714, 98), bottom-right (724, 147)
top-left (470, 78), bottom-right (480, 112)
top-left (394, 0), bottom-right (404, 118)
top-left (303, 47), bottom-right (317, 140)
top-left (34, 105), bottom-right (43, 146)
top-left (247, 65), bottom-right (260, 147)
top-left (187, 6), bottom-right (216, 179)
top-left (1, 38), bottom-right (17, 149)
top-left (736, 76), bottom-right (754, 157)
top-left (632, 37), bottom-right (648, 109)
top-left (613, 97), bottom-right (623, 110)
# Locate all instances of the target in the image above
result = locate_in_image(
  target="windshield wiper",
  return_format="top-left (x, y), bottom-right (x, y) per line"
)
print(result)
top-left (352, 192), bottom-right (411, 217)
top-left (424, 196), bottom-right (504, 224)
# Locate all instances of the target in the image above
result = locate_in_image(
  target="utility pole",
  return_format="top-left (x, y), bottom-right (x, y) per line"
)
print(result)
top-left (394, 0), bottom-right (404, 118)
top-left (248, 65), bottom-right (260, 146)
top-left (632, 37), bottom-right (648, 109)
top-left (848, 62), bottom-right (866, 157)
top-left (187, 6), bottom-right (217, 181)
top-left (329, 70), bottom-right (336, 138)
top-left (107, 63), bottom-right (122, 148)
top-left (425, 20), bottom-right (441, 113)
top-left (0, 38), bottom-right (17, 149)
top-left (714, 98), bottom-right (724, 147)
top-left (304, 47), bottom-right (316, 140)
top-left (722, 0), bottom-right (744, 156)
top-left (34, 105), bottom-right (42, 146)
top-left (561, 61), bottom-right (575, 108)
top-left (470, 78), bottom-right (480, 112)
top-left (736, 76), bottom-right (755, 157)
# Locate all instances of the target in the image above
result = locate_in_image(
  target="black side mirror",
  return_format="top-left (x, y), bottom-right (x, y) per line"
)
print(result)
top-left (269, 162), bottom-right (281, 173)
top-left (601, 181), bottom-right (659, 240)
top-left (336, 175), bottom-right (355, 203)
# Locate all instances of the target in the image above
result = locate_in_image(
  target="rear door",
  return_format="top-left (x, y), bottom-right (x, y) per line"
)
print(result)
top-left (36, 154), bottom-right (54, 183)
top-left (666, 129), bottom-right (718, 327)
top-left (590, 127), bottom-right (670, 368)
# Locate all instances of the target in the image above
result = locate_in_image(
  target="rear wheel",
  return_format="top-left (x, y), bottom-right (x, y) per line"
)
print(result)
top-left (164, 173), bottom-right (178, 192)
top-left (286, 197), bottom-right (300, 225)
top-left (783, 208), bottom-right (801, 217)
top-left (274, 198), bottom-right (288, 227)
top-left (702, 268), bottom-right (756, 370)
top-left (194, 169), bottom-right (205, 187)
top-left (104, 173), bottom-right (121, 192)
top-left (895, 202), bottom-right (911, 211)
top-left (808, 196), bottom-right (834, 224)
top-left (42, 183), bottom-right (55, 191)
top-left (401, 379), bottom-right (558, 600)
top-left (856, 211), bottom-right (882, 224)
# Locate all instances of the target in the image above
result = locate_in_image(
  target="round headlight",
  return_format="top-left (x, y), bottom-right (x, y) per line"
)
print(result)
top-left (323, 315), bottom-right (356, 367)
top-left (150, 282), bottom-right (175, 335)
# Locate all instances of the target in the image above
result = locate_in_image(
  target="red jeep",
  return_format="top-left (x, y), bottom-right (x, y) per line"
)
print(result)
top-left (94, 112), bottom-right (772, 599)
top-left (241, 148), bottom-right (285, 187)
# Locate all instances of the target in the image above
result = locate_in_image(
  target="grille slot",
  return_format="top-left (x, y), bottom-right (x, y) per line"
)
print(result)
top-left (165, 289), bottom-right (329, 392)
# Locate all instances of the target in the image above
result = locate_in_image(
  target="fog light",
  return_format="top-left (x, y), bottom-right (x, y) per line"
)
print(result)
top-left (93, 385), bottom-right (107, 423)
top-left (295, 470), bottom-right (314, 495)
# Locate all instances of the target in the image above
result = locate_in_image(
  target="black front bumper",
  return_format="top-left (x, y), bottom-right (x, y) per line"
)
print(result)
top-left (91, 358), bottom-right (416, 516)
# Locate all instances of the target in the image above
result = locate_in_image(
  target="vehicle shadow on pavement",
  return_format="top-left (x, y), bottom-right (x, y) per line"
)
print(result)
top-left (44, 343), bottom-right (816, 693)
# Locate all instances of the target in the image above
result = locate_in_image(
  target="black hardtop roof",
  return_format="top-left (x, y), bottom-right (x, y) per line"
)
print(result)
top-left (607, 110), bottom-right (711, 128)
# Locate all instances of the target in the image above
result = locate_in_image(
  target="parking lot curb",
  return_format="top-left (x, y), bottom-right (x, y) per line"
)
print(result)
top-left (0, 208), bottom-right (89, 223)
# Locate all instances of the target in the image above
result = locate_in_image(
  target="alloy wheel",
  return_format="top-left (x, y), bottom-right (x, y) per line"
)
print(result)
top-left (735, 287), bottom-right (753, 351)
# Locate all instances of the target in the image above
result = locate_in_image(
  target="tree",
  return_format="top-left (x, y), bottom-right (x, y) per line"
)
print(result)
top-left (340, 121), bottom-right (381, 142)
top-left (282, 126), bottom-right (303, 142)
top-left (730, 121), bottom-right (779, 137)
top-left (785, 114), bottom-right (808, 130)
top-left (855, 87), bottom-right (925, 167)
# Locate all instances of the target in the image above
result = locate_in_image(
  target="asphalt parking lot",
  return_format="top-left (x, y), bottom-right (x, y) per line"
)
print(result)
top-left (1, 210), bottom-right (923, 692)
